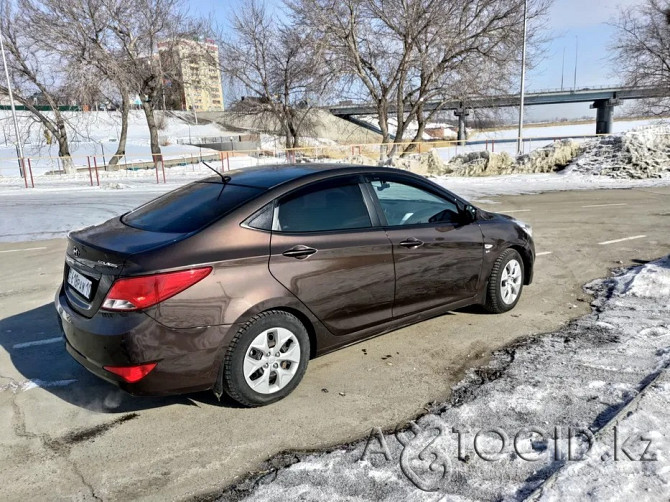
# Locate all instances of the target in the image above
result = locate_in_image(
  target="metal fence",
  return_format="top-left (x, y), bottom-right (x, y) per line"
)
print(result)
top-left (0, 132), bottom-right (615, 190)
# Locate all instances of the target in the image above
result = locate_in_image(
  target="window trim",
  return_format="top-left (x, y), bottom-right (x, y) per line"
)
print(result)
top-left (240, 202), bottom-right (275, 232)
top-left (271, 175), bottom-right (378, 235)
top-left (364, 174), bottom-right (467, 229)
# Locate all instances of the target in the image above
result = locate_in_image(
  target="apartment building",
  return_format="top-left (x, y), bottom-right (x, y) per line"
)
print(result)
top-left (158, 38), bottom-right (224, 112)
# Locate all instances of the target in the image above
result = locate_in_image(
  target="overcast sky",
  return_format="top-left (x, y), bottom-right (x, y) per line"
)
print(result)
top-left (198, 0), bottom-right (645, 120)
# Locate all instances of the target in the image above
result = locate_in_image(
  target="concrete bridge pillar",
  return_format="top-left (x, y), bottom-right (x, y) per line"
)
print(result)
top-left (590, 98), bottom-right (621, 135)
top-left (454, 107), bottom-right (470, 144)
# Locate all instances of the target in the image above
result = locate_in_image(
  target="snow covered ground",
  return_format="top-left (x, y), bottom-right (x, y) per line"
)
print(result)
top-left (1, 167), bottom-right (669, 242)
top-left (2, 120), bottom-right (669, 243)
top-left (436, 118), bottom-right (668, 161)
top-left (214, 256), bottom-right (670, 502)
top-left (471, 118), bottom-right (665, 141)
top-left (0, 154), bottom-right (274, 191)
top-left (0, 110), bottom-right (234, 177)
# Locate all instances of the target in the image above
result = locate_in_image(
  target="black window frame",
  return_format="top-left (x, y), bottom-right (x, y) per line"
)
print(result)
top-left (362, 173), bottom-right (470, 229)
top-left (242, 202), bottom-right (274, 232)
top-left (271, 175), bottom-right (381, 234)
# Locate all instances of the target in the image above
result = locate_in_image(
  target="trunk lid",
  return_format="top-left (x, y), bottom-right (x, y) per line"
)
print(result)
top-left (64, 217), bottom-right (184, 318)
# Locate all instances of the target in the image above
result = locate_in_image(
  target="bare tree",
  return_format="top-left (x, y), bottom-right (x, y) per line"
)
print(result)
top-left (0, 0), bottom-right (78, 172)
top-left (288, 0), bottom-right (429, 156)
top-left (290, 0), bottom-right (550, 158)
top-left (104, 0), bottom-right (200, 165)
top-left (403, 0), bottom-right (551, 152)
top-left (23, 0), bottom-right (133, 169)
top-left (220, 0), bottom-right (329, 149)
top-left (612, 0), bottom-right (670, 114)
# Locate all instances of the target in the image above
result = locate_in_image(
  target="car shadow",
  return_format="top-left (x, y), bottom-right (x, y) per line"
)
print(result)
top-left (0, 303), bottom-right (244, 413)
top-left (454, 304), bottom-right (489, 314)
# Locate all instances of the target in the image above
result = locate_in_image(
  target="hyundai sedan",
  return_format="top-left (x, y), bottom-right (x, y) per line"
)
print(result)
top-left (55, 164), bottom-right (534, 406)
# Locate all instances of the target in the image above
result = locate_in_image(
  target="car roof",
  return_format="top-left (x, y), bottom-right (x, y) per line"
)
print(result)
top-left (201, 163), bottom-right (403, 189)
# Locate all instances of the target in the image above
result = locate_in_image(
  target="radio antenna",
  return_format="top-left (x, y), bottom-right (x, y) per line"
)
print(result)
top-left (201, 161), bottom-right (230, 183)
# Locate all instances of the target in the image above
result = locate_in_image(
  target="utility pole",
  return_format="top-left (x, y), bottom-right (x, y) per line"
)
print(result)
top-left (573, 36), bottom-right (578, 90)
top-left (187, 86), bottom-right (198, 125)
top-left (561, 47), bottom-right (565, 91)
top-left (516, 0), bottom-right (527, 156)
top-left (0, 24), bottom-right (25, 177)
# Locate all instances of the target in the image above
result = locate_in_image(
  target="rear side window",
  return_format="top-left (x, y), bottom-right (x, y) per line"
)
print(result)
top-left (123, 182), bottom-right (263, 233)
top-left (276, 182), bottom-right (372, 233)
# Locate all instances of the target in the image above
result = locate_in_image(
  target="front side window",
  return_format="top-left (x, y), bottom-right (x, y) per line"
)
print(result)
top-left (370, 179), bottom-right (461, 226)
top-left (275, 181), bottom-right (372, 233)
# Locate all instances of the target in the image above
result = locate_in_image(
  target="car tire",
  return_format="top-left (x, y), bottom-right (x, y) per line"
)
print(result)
top-left (484, 249), bottom-right (524, 314)
top-left (221, 310), bottom-right (310, 407)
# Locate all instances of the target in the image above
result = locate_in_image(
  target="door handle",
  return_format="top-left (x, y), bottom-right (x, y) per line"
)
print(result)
top-left (282, 245), bottom-right (317, 259)
top-left (399, 238), bottom-right (424, 249)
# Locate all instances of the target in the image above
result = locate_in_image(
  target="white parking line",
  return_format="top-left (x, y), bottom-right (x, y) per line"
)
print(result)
top-left (0, 378), bottom-right (77, 393)
top-left (0, 246), bottom-right (47, 254)
top-left (536, 252), bottom-right (553, 256)
top-left (599, 235), bottom-right (646, 246)
top-left (21, 379), bottom-right (77, 392)
top-left (13, 337), bottom-right (63, 349)
top-left (582, 203), bottom-right (627, 208)
top-left (500, 209), bottom-right (531, 213)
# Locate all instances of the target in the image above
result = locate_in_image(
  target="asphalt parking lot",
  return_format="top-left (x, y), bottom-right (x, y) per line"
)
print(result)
top-left (1, 186), bottom-right (669, 501)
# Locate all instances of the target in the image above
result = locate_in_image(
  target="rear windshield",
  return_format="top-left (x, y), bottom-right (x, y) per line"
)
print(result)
top-left (122, 182), bottom-right (264, 233)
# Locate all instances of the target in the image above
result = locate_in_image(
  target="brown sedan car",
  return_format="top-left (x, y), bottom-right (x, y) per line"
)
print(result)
top-left (55, 164), bottom-right (534, 406)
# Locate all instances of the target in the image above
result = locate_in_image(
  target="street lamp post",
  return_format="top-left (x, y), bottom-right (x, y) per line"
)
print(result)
top-left (0, 24), bottom-right (25, 176)
top-left (516, 0), bottom-right (528, 156)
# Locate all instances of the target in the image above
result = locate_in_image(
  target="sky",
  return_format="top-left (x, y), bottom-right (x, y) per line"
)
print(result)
top-left (524, 0), bottom-right (643, 120)
top-left (194, 0), bottom-right (645, 121)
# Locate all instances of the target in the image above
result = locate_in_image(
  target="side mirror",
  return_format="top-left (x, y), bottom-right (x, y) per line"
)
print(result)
top-left (460, 204), bottom-right (477, 224)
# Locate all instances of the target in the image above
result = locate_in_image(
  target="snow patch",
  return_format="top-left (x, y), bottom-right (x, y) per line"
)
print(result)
top-left (103, 182), bottom-right (134, 190)
top-left (217, 257), bottom-right (670, 501)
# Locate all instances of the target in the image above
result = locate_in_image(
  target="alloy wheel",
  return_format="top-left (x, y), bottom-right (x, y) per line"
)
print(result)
top-left (500, 259), bottom-right (522, 305)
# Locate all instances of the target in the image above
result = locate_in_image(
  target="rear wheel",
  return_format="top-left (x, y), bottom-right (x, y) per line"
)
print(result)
top-left (221, 310), bottom-right (310, 407)
top-left (484, 249), bottom-right (524, 314)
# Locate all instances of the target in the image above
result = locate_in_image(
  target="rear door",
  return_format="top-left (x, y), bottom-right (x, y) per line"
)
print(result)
top-left (268, 176), bottom-right (395, 336)
top-left (365, 175), bottom-right (484, 318)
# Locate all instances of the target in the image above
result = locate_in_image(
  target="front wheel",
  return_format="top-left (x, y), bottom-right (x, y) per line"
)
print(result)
top-left (221, 310), bottom-right (310, 407)
top-left (484, 249), bottom-right (524, 314)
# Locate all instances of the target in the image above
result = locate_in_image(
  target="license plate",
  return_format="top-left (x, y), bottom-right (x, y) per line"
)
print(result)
top-left (68, 268), bottom-right (92, 299)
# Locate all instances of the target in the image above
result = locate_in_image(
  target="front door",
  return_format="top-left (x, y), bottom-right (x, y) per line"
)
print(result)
top-left (269, 177), bottom-right (395, 336)
top-left (367, 175), bottom-right (484, 318)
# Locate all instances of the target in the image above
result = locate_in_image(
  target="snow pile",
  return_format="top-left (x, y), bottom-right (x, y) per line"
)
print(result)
top-left (430, 124), bottom-right (670, 179)
top-left (103, 182), bottom-right (133, 190)
top-left (217, 257), bottom-right (670, 501)
top-left (429, 139), bottom-right (582, 177)
top-left (568, 125), bottom-right (670, 179)
top-left (614, 258), bottom-right (670, 299)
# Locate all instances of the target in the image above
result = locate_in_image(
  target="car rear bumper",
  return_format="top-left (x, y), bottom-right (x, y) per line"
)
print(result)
top-left (55, 284), bottom-right (235, 396)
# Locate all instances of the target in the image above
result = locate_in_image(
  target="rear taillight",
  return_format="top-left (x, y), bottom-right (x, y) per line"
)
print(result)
top-left (102, 267), bottom-right (212, 311)
top-left (104, 362), bottom-right (157, 383)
